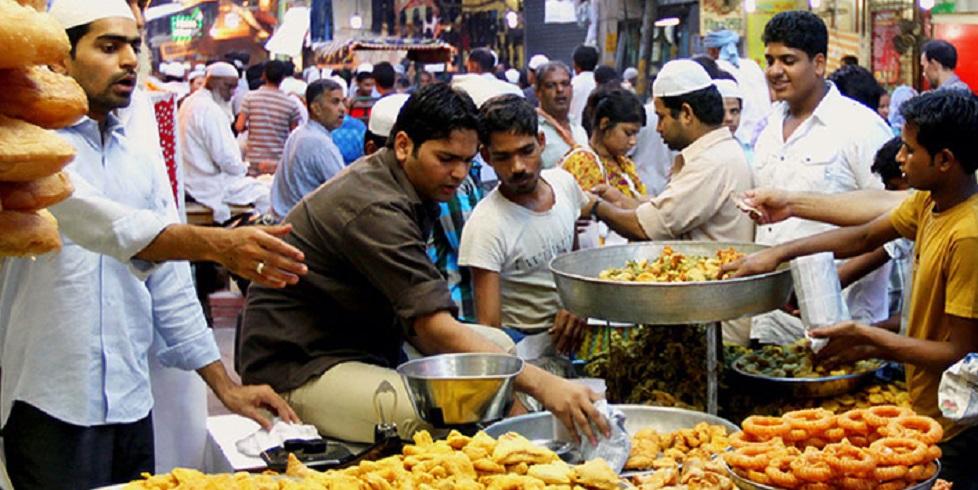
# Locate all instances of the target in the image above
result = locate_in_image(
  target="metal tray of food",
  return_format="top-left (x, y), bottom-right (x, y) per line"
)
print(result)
top-left (549, 242), bottom-right (793, 325)
top-left (731, 356), bottom-right (884, 399)
top-left (725, 458), bottom-right (940, 490)
top-left (483, 405), bottom-right (739, 443)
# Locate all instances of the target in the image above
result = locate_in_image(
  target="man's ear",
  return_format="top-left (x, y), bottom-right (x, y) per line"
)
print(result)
top-left (680, 102), bottom-right (696, 125)
top-left (480, 146), bottom-right (491, 164)
top-left (813, 52), bottom-right (827, 78)
top-left (935, 148), bottom-right (956, 172)
top-left (393, 131), bottom-right (413, 163)
top-left (537, 130), bottom-right (546, 149)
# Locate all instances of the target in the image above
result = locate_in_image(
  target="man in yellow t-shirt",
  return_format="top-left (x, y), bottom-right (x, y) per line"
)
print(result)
top-left (724, 90), bottom-right (978, 487)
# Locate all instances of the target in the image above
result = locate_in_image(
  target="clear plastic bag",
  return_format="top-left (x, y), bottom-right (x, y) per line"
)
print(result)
top-left (791, 252), bottom-right (851, 353)
top-left (939, 353), bottom-right (978, 426)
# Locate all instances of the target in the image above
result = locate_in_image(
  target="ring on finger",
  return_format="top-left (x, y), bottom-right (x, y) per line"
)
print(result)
top-left (256, 261), bottom-right (266, 275)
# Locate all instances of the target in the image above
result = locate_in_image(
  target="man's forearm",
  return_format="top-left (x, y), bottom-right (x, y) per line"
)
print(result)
top-left (862, 326), bottom-right (967, 371)
top-left (134, 224), bottom-right (224, 263)
top-left (596, 203), bottom-right (648, 241)
top-left (788, 190), bottom-right (908, 227)
top-left (771, 221), bottom-right (892, 265)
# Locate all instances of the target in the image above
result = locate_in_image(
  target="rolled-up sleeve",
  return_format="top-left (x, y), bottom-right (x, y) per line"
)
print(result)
top-left (342, 203), bottom-right (457, 328)
top-left (635, 161), bottom-right (728, 240)
top-left (148, 261), bottom-right (221, 370)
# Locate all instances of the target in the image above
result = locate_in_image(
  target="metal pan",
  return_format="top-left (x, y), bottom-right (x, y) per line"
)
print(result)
top-left (549, 242), bottom-right (793, 325)
top-left (725, 458), bottom-right (941, 490)
top-left (731, 356), bottom-right (884, 399)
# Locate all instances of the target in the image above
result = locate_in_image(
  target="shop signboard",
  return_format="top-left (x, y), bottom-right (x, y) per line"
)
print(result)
top-left (872, 10), bottom-right (902, 85)
top-left (701, 0), bottom-right (746, 35)
top-left (171, 7), bottom-right (203, 43)
top-left (747, 0), bottom-right (794, 63)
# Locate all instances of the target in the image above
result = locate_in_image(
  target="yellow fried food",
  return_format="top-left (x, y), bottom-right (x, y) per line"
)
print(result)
top-left (15, 0), bottom-right (45, 11)
top-left (625, 422), bottom-right (731, 471)
top-left (0, 171), bottom-right (72, 211)
top-left (598, 246), bottom-right (744, 283)
top-left (0, 66), bottom-right (88, 129)
top-left (0, 208), bottom-right (60, 256)
top-left (0, 114), bottom-right (75, 181)
top-left (492, 432), bottom-right (558, 466)
top-left (0, 0), bottom-right (70, 68)
top-left (570, 458), bottom-right (620, 490)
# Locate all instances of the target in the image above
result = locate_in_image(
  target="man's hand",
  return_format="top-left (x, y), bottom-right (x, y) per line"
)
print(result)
top-left (721, 248), bottom-right (783, 279)
top-left (216, 383), bottom-right (301, 431)
top-left (532, 375), bottom-right (609, 445)
top-left (810, 321), bottom-right (881, 367)
top-left (216, 225), bottom-right (307, 288)
top-left (591, 184), bottom-right (639, 210)
top-left (740, 188), bottom-right (793, 224)
top-left (549, 309), bottom-right (588, 356)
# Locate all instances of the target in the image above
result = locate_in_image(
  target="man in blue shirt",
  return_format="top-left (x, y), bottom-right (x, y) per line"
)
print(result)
top-left (271, 78), bottom-right (347, 219)
top-left (0, 3), bottom-right (297, 488)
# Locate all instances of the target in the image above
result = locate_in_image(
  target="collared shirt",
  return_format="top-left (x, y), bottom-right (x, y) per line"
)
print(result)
top-left (0, 115), bottom-right (219, 427)
top-left (427, 162), bottom-right (484, 323)
top-left (330, 116), bottom-right (366, 165)
top-left (937, 74), bottom-right (972, 93)
top-left (241, 86), bottom-right (303, 163)
top-left (539, 115), bottom-right (588, 169)
top-left (635, 127), bottom-right (755, 242)
top-left (752, 82), bottom-right (893, 342)
top-left (271, 119), bottom-right (345, 218)
top-left (239, 148), bottom-right (457, 392)
top-left (570, 71), bottom-right (596, 126)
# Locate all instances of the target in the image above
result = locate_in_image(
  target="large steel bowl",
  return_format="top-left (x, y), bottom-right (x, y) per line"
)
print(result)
top-left (549, 242), bottom-right (793, 324)
top-left (397, 353), bottom-right (524, 426)
top-left (725, 458), bottom-right (940, 490)
top-left (731, 356), bottom-right (884, 399)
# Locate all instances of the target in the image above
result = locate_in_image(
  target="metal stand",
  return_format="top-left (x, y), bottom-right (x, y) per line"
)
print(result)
top-left (707, 322), bottom-right (719, 415)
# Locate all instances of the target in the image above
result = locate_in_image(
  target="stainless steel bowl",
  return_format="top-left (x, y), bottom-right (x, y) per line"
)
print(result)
top-left (549, 242), bottom-right (793, 325)
top-left (397, 353), bottom-right (524, 426)
top-left (731, 356), bottom-right (884, 399)
top-left (725, 458), bottom-right (940, 490)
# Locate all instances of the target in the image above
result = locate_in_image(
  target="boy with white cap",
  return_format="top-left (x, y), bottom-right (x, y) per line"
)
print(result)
top-left (0, 2), bottom-right (297, 488)
top-left (715, 78), bottom-right (753, 164)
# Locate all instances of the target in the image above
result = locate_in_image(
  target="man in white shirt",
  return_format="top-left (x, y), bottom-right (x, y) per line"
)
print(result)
top-left (535, 61), bottom-right (589, 169)
top-left (459, 94), bottom-right (590, 357)
top-left (179, 62), bottom-right (271, 223)
top-left (750, 10), bottom-right (893, 345)
top-left (704, 28), bottom-right (772, 146)
top-left (569, 44), bottom-right (598, 126)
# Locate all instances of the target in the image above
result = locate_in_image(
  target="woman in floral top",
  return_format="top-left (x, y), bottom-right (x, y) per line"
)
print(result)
top-left (561, 87), bottom-right (647, 198)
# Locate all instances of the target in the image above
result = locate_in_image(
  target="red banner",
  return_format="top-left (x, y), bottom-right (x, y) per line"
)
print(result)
top-left (872, 11), bottom-right (902, 86)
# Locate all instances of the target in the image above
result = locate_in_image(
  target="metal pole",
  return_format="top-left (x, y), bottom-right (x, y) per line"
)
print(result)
top-left (637, 0), bottom-right (656, 97)
top-left (707, 322), bottom-right (719, 415)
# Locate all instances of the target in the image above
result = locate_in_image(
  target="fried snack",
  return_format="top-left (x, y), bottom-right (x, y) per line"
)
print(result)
top-left (0, 208), bottom-right (60, 256)
top-left (0, 171), bottom-right (72, 211)
top-left (624, 422), bottom-right (731, 472)
top-left (0, 0), bottom-right (70, 68)
top-left (0, 66), bottom-right (88, 129)
top-left (737, 340), bottom-right (882, 379)
top-left (598, 246), bottom-right (744, 283)
top-left (571, 458), bottom-right (620, 490)
top-left (526, 461), bottom-right (573, 485)
top-left (492, 432), bottom-right (558, 466)
top-left (0, 114), bottom-right (75, 181)
top-left (15, 0), bottom-right (45, 10)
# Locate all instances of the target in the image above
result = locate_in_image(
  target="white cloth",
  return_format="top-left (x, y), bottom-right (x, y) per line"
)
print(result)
top-left (539, 115), bottom-right (588, 169)
top-left (629, 103), bottom-right (675, 196)
top-left (235, 419), bottom-right (321, 457)
top-left (635, 127), bottom-right (755, 242)
top-left (163, 81), bottom-right (190, 99)
top-left (569, 71), bottom-right (596, 126)
top-left (178, 89), bottom-right (270, 222)
top-left (751, 82), bottom-right (893, 344)
top-left (717, 58), bottom-right (772, 146)
top-left (458, 169), bottom-right (588, 332)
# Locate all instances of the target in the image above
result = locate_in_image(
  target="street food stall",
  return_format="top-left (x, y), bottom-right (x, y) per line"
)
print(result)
top-left (314, 37), bottom-right (456, 75)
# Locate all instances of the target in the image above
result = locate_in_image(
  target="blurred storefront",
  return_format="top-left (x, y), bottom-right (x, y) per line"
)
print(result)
top-left (145, 0), bottom-right (274, 66)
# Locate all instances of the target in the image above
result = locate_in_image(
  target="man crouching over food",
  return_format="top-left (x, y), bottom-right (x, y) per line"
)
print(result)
top-left (239, 83), bottom-right (609, 444)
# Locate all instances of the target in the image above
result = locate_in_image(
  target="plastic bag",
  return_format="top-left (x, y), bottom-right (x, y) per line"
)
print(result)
top-left (939, 353), bottom-right (978, 426)
top-left (574, 400), bottom-right (631, 473)
top-left (791, 252), bottom-right (851, 353)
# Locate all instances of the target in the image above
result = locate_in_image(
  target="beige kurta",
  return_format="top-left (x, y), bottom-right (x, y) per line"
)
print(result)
top-left (635, 127), bottom-right (755, 242)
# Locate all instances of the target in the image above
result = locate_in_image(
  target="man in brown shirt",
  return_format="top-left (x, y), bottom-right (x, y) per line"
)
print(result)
top-left (239, 83), bottom-right (608, 444)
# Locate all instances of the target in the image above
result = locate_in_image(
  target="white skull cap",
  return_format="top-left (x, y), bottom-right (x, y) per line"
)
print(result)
top-left (715, 79), bottom-right (743, 100)
top-left (48, 0), bottom-right (136, 29)
top-left (206, 62), bottom-right (239, 79)
top-left (368, 94), bottom-right (410, 138)
top-left (528, 54), bottom-right (549, 71)
top-left (652, 59), bottom-right (714, 97)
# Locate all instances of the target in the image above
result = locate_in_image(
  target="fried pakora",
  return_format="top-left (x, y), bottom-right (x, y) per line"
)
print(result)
top-left (0, 208), bottom-right (60, 256)
top-left (598, 246), bottom-right (744, 283)
top-left (0, 171), bottom-right (72, 211)
top-left (0, 114), bottom-right (75, 181)
top-left (0, 0), bottom-right (70, 68)
top-left (0, 66), bottom-right (88, 129)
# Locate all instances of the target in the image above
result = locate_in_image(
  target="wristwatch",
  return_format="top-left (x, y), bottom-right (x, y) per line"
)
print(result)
top-left (588, 199), bottom-right (602, 221)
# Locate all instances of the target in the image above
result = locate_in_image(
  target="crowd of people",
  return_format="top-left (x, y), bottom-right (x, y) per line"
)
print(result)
top-left (1, 0), bottom-right (977, 489)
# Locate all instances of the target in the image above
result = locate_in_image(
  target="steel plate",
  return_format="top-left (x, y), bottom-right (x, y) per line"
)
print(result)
top-left (726, 458), bottom-right (940, 490)
top-left (549, 242), bottom-right (793, 324)
top-left (731, 356), bottom-right (884, 399)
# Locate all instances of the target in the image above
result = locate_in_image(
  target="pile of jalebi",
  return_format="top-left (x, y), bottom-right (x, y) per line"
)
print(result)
top-left (724, 406), bottom-right (943, 489)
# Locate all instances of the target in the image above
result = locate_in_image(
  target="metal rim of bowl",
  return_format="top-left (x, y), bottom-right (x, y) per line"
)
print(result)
top-left (396, 353), bottom-right (525, 380)
top-left (724, 457), bottom-right (941, 490)
top-left (730, 355), bottom-right (885, 385)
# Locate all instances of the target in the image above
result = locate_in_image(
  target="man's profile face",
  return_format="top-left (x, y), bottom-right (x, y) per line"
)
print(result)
top-left (654, 98), bottom-right (690, 151)
top-left (396, 129), bottom-right (478, 202)
top-left (65, 17), bottom-right (141, 119)
top-left (764, 42), bottom-right (825, 105)
top-left (484, 131), bottom-right (545, 196)
top-left (536, 68), bottom-right (572, 116)
top-left (897, 123), bottom-right (937, 190)
top-left (722, 98), bottom-right (742, 134)
top-left (313, 88), bottom-right (346, 131)
top-left (921, 53), bottom-right (941, 88)
top-left (209, 76), bottom-right (238, 101)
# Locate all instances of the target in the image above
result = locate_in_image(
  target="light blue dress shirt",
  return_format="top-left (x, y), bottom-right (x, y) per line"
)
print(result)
top-left (270, 119), bottom-right (345, 218)
top-left (0, 115), bottom-right (220, 427)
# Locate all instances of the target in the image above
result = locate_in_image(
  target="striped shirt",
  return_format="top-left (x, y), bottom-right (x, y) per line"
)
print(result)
top-left (241, 86), bottom-right (302, 164)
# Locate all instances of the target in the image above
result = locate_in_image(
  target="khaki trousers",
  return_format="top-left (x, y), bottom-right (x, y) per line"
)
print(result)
top-left (283, 324), bottom-right (515, 443)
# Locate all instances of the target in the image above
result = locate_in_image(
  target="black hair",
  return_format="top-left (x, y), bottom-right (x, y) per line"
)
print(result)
top-left (534, 61), bottom-right (572, 90)
top-left (715, 70), bottom-right (736, 81)
top-left (355, 71), bottom-right (375, 83)
top-left (828, 65), bottom-right (886, 113)
top-left (467, 48), bottom-right (495, 73)
top-left (66, 24), bottom-right (90, 58)
top-left (364, 130), bottom-right (387, 153)
top-left (373, 62), bottom-right (396, 90)
top-left (264, 60), bottom-right (289, 85)
top-left (478, 94), bottom-right (539, 145)
top-left (396, 76), bottom-right (411, 90)
top-left (900, 90), bottom-right (978, 173)
top-left (762, 10), bottom-right (828, 60)
top-left (572, 45), bottom-right (599, 71)
top-left (841, 55), bottom-right (859, 66)
top-left (583, 87), bottom-right (646, 137)
top-left (305, 79), bottom-right (342, 111)
top-left (870, 137), bottom-right (905, 183)
top-left (246, 63), bottom-right (265, 90)
top-left (388, 82), bottom-right (480, 151)
top-left (594, 65), bottom-right (621, 87)
top-left (660, 86), bottom-right (725, 126)
top-left (691, 54), bottom-right (722, 79)
top-left (921, 39), bottom-right (958, 70)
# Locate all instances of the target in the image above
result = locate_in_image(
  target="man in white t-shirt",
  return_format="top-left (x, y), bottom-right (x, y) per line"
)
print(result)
top-left (459, 94), bottom-right (590, 358)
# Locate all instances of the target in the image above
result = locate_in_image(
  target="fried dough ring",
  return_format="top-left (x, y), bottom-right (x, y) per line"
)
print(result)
top-left (790, 449), bottom-right (833, 483)
top-left (0, 171), bottom-right (72, 211)
top-left (837, 477), bottom-right (877, 490)
top-left (742, 415), bottom-right (792, 440)
top-left (724, 445), bottom-right (772, 471)
top-left (0, 114), bottom-right (75, 181)
top-left (747, 469), bottom-right (775, 486)
top-left (0, 1), bottom-right (70, 68)
top-left (765, 456), bottom-right (800, 489)
top-left (878, 480), bottom-right (910, 490)
top-left (0, 208), bottom-right (60, 256)
top-left (823, 441), bottom-right (876, 476)
top-left (906, 461), bottom-right (938, 482)
top-left (0, 66), bottom-right (88, 129)
top-left (870, 438), bottom-right (927, 467)
top-left (839, 409), bottom-right (871, 435)
top-left (784, 408), bottom-right (836, 434)
top-left (882, 416), bottom-right (944, 445)
top-left (864, 406), bottom-right (914, 428)
top-left (874, 464), bottom-right (909, 481)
